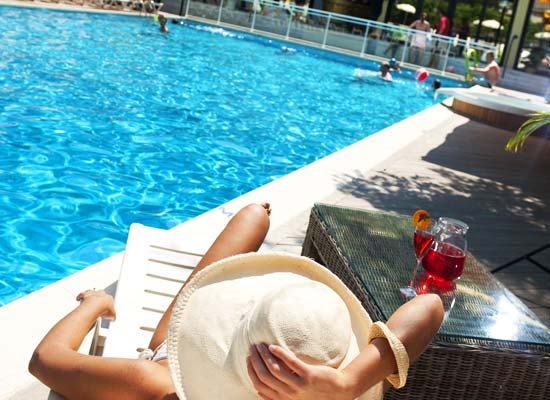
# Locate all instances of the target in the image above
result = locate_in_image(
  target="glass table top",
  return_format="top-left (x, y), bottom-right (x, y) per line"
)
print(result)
top-left (313, 204), bottom-right (550, 349)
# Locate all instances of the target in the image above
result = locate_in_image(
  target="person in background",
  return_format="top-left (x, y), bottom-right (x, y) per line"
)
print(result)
top-left (409, 13), bottom-right (431, 65)
top-left (436, 9), bottom-right (450, 37)
top-left (432, 79), bottom-right (441, 91)
top-left (380, 62), bottom-right (393, 82)
top-left (383, 23), bottom-right (406, 59)
top-left (470, 51), bottom-right (500, 89)
top-left (410, 12), bottom-right (431, 32)
top-left (158, 14), bottom-right (169, 33)
top-left (428, 10), bottom-right (450, 68)
top-left (280, 46), bottom-right (297, 54)
top-left (144, 0), bottom-right (163, 14)
top-left (389, 57), bottom-right (400, 71)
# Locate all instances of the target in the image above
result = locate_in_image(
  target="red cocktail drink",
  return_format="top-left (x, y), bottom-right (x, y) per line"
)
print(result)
top-left (414, 230), bottom-right (434, 259)
top-left (422, 242), bottom-right (466, 281)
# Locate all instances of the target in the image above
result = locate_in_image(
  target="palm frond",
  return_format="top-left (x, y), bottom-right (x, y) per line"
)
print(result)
top-left (506, 112), bottom-right (550, 152)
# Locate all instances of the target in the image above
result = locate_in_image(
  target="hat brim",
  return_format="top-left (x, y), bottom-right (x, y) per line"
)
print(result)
top-left (167, 252), bottom-right (374, 400)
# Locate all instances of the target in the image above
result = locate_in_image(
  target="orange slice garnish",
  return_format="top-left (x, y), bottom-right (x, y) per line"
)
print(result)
top-left (412, 210), bottom-right (431, 230)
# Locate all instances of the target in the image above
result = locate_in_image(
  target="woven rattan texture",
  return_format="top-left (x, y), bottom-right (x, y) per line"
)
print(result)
top-left (301, 204), bottom-right (550, 399)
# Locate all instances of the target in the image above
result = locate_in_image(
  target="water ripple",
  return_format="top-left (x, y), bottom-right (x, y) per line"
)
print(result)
top-left (0, 6), bottom-right (457, 305)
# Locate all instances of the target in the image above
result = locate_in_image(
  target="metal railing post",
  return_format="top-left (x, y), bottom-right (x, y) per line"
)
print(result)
top-left (322, 15), bottom-right (331, 48)
top-left (360, 22), bottom-right (370, 57)
top-left (401, 33), bottom-right (410, 66)
top-left (185, 0), bottom-right (191, 17)
top-left (285, 7), bottom-right (293, 39)
top-left (178, 0), bottom-right (185, 16)
top-left (251, 8), bottom-right (257, 32)
top-left (441, 40), bottom-right (452, 76)
top-left (178, 0), bottom-right (503, 81)
top-left (217, 0), bottom-right (223, 24)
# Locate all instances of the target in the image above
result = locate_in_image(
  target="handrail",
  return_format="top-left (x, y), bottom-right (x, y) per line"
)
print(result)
top-left (251, 0), bottom-right (496, 51)
top-left (182, 0), bottom-right (498, 79)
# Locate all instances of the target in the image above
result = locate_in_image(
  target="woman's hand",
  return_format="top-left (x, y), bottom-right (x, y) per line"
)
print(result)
top-left (76, 289), bottom-right (116, 320)
top-left (247, 344), bottom-right (357, 400)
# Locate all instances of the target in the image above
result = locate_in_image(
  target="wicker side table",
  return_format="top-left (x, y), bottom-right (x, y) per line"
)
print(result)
top-left (302, 203), bottom-right (550, 400)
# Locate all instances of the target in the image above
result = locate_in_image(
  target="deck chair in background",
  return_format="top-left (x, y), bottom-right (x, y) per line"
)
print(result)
top-left (91, 223), bottom-right (203, 358)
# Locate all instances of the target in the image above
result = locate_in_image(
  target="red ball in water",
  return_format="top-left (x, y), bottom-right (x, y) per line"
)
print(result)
top-left (415, 68), bottom-right (429, 82)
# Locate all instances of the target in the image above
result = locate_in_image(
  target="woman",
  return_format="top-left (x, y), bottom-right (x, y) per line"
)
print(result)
top-left (29, 203), bottom-right (443, 400)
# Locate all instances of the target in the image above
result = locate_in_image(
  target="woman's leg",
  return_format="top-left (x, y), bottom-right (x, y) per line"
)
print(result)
top-left (148, 203), bottom-right (271, 349)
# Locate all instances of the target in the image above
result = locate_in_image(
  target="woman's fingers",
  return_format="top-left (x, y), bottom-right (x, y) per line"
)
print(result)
top-left (247, 355), bottom-right (278, 400)
top-left (76, 290), bottom-right (116, 320)
top-left (268, 344), bottom-right (309, 377)
top-left (104, 305), bottom-right (117, 321)
top-left (76, 289), bottom-right (94, 302)
top-left (257, 344), bottom-right (302, 387)
top-left (250, 345), bottom-right (300, 395)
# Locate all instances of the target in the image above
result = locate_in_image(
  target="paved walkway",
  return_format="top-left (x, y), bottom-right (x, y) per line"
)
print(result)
top-left (268, 109), bottom-right (550, 326)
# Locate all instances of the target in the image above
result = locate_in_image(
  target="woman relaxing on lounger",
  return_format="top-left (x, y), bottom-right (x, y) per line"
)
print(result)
top-left (29, 203), bottom-right (444, 400)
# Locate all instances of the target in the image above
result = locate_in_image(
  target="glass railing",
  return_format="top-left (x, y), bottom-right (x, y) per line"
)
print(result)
top-left (179, 0), bottom-right (497, 79)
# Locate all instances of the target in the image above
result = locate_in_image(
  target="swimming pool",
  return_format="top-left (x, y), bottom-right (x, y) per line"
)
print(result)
top-left (0, 6), bottom-right (459, 305)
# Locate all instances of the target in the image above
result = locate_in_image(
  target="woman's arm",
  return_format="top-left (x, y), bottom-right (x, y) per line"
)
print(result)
top-left (28, 290), bottom-right (176, 400)
top-left (247, 294), bottom-right (444, 400)
top-left (31, 290), bottom-right (115, 354)
top-left (470, 65), bottom-right (489, 73)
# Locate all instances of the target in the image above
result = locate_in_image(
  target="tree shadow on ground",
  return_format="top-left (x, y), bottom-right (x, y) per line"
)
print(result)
top-left (334, 119), bottom-right (550, 270)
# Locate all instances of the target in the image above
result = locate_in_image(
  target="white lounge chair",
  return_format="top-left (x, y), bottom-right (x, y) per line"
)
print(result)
top-left (92, 223), bottom-right (203, 358)
top-left (44, 224), bottom-right (202, 399)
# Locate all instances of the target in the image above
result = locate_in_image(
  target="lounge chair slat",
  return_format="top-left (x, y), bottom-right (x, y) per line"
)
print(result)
top-left (143, 270), bottom-right (182, 294)
top-left (100, 223), bottom-right (198, 358)
top-left (145, 260), bottom-right (195, 282)
top-left (148, 246), bottom-right (202, 268)
top-left (142, 290), bottom-right (174, 312)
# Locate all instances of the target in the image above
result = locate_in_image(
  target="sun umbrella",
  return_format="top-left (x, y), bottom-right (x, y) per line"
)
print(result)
top-left (396, 3), bottom-right (416, 24)
top-left (396, 3), bottom-right (416, 14)
top-left (535, 31), bottom-right (550, 40)
top-left (472, 19), bottom-right (502, 30)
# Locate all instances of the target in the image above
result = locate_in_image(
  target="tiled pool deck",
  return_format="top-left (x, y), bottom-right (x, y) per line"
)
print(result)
top-left (1, 2), bottom-right (550, 398)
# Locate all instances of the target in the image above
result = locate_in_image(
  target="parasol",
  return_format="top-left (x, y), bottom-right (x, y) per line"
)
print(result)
top-left (396, 3), bottom-right (416, 14)
top-left (472, 19), bottom-right (502, 30)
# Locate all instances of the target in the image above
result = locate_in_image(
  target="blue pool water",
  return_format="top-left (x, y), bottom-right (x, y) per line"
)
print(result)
top-left (0, 6), bottom-right (459, 305)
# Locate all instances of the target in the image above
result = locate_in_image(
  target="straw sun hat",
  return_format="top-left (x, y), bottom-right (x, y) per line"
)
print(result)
top-left (167, 252), bottom-right (409, 400)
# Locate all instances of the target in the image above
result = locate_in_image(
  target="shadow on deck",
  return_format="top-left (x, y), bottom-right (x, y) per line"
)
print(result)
top-left (333, 117), bottom-right (550, 324)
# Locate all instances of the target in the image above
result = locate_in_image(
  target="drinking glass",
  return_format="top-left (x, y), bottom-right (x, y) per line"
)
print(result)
top-left (422, 217), bottom-right (469, 281)
top-left (413, 217), bottom-right (469, 318)
top-left (399, 223), bottom-right (436, 299)
top-left (413, 269), bottom-right (457, 320)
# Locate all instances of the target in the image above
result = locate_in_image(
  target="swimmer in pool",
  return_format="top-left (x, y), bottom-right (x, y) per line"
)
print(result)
top-left (280, 46), bottom-right (297, 54)
top-left (158, 14), bottom-right (169, 33)
top-left (379, 62), bottom-right (393, 82)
